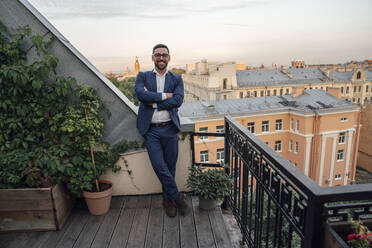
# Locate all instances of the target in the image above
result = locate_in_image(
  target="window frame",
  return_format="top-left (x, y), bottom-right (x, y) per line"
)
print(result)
top-left (200, 150), bottom-right (209, 162)
top-left (199, 127), bottom-right (208, 140)
top-left (274, 140), bottom-right (282, 152)
top-left (337, 149), bottom-right (344, 161)
top-left (275, 119), bottom-right (283, 131)
top-left (247, 122), bottom-right (255, 133)
top-left (262, 120), bottom-right (270, 133)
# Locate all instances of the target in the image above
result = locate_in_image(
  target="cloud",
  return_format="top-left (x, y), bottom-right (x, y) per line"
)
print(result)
top-left (223, 23), bottom-right (256, 28)
top-left (180, 1), bottom-right (268, 13)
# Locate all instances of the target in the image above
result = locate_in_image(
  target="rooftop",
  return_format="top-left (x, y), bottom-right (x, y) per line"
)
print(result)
top-left (236, 68), bottom-right (329, 87)
top-left (179, 89), bottom-right (356, 119)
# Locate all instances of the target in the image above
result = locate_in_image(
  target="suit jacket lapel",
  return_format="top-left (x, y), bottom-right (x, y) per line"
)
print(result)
top-left (149, 72), bottom-right (157, 92)
top-left (164, 73), bottom-right (171, 92)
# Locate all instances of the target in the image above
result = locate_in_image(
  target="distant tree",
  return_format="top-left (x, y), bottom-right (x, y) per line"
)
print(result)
top-left (108, 77), bottom-right (139, 106)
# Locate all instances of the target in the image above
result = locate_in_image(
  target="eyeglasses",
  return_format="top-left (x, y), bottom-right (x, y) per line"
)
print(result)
top-left (153, 53), bottom-right (169, 58)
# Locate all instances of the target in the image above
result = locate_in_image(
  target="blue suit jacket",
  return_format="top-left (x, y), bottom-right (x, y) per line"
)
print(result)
top-left (135, 71), bottom-right (184, 136)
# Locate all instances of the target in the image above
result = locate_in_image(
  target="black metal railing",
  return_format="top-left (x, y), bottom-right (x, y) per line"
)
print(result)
top-left (190, 115), bottom-right (372, 248)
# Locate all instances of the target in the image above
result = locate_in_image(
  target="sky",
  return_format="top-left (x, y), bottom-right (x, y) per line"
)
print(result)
top-left (28, 0), bottom-right (372, 73)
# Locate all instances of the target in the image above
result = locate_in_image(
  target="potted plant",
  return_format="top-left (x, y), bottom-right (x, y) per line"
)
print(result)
top-left (186, 165), bottom-right (232, 210)
top-left (61, 85), bottom-right (121, 215)
top-left (346, 220), bottom-right (372, 248)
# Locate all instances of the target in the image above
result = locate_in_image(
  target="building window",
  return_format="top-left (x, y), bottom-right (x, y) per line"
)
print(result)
top-left (223, 95), bottom-right (227, 100)
top-left (352, 98), bottom-right (355, 102)
top-left (275, 119), bottom-right (283, 131)
top-left (265, 142), bottom-right (269, 145)
top-left (295, 120), bottom-right (299, 132)
top-left (286, 89), bottom-right (289, 94)
top-left (366, 85), bottom-right (369, 92)
top-left (371, 97), bottom-right (372, 102)
top-left (216, 148), bottom-right (224, 162)
top-left (280, 89), bottom-right (283, 95)
top-left (260, 90), bottom-right (264, 96)
top-left (357, 71), bottom-right (361, 79)
top-left (273, 89), bottom-right (277, 96)
top-left (335, 174), bottom-right (342, 180)
top-left (346, 86), bottom-right (349, 93)
top-left (337, 149), bottom-right (344, 161)
top-left (359, 86), bottom-right (362, 92)
top-left (216, 125), bottom-right (224, 133)
top-left (354, 86), bottom-right (357, 92)
top-left (240, 92), bottom-right (243, 98)
top-left (358, 98), bottom-right (360, 103)
top-left (200, 151), bottom-right (209, 162)
top-left (274, 140), bottom-right (282, 152)
top-left (199, 127), bottom-right (208, 140)
top-left (262, 121), bottom-right (269, 133)
top-left (267, 90), bottom-right (271, 96)
top-left (223, 79), bottom-right (227, 89)
top-left (341, 87), bottom-right (344, 94)
top-left (295, 141), bottom-right (299, 154)
top-left (341, 117), bottom-right (348, 122)
top-left (289, 140), bottom-right (293, 152)
top-left (247, 122), bottom-right (255, 133)
top-left (254, 91), bottom-right (257, 97)
top-left (290, 118), bottom-right (293, 130)
top-left (294, 163), bottom-right (297, 167)
top-left (339, 132), bottom-right (346, 144)
top-left (246, 91), bottom-right (250, 98)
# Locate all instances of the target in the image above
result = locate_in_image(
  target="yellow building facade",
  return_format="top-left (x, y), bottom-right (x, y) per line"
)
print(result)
top-left (180, 89), bottom-right (361, 187)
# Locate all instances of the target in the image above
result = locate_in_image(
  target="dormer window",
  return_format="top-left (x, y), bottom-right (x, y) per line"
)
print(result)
top-left (357, 71), bottom-right (361, 79)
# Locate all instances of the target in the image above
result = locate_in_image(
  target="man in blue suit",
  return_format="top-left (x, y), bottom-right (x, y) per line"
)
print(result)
top-left (135, 44), bottom-right (187, 217)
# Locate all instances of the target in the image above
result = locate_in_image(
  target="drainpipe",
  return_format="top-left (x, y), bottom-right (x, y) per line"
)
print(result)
top-left (309, 110), bottom-right (320, 182)
top-left (350, 107), bottom-right (361, 184)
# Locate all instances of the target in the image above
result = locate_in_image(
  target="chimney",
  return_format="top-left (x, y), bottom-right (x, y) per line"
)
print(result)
top-left (326, 87), bottom-right (342, 99)
top-left (292, 87), bottom-right (304, 97)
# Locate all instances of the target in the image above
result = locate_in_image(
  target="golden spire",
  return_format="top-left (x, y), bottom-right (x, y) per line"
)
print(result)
top-left (134, 56), bottom-right (140, 76)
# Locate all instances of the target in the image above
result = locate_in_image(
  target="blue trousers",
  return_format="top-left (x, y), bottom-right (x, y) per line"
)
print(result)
top-left (145, 124), bottom-right (179, 201)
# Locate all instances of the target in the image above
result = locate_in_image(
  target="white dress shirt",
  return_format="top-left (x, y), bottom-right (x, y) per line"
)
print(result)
top-left (151, 69), bottom-right (171, 123)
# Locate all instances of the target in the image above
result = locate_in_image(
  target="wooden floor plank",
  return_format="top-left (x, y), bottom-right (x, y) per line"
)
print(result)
top-left (0, 194), bottom-right (233, 248)
top-left (90, 197), bottom-right (124, 248)
top-left (209, 208), bottom-right (233, 248)
top-left (126, 196), bottom-right (151, 248)
top-left (108, 196), bottom-right (136, 248)
top-left (55, 210), bottom-right (89, 248)
top-left (163, 212), bottom-right (179, 248)
top-left (192, 196), bottom-right (216, 248)
top-left (39, 208), bottom-right (80, 248)
top-left (145, 195), bottom-right (163, 248)
top-left (0, 233), bottom-right (17, 248)
top-left (72, 214), bottom-right (105, 248)
top-left (179, 194), bottom-right (198, 248)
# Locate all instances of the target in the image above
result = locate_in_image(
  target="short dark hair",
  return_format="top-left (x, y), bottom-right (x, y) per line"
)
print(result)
top-left (153, 44), bottom-right (169, 54)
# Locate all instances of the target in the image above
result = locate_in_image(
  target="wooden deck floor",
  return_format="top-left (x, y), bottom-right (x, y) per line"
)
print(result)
top-left (0, 194), bottom-right (233, 248)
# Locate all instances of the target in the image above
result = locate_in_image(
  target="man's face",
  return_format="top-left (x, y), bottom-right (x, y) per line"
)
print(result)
top-left (152, 47), bottom-right (170, 71)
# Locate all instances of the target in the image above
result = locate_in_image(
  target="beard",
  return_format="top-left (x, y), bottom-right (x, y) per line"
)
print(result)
top-left (154, 60), bottom-right (168, 71)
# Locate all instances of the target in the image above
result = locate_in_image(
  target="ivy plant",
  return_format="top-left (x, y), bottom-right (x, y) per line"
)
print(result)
top-left (0, 23), bottom-right (136, 196)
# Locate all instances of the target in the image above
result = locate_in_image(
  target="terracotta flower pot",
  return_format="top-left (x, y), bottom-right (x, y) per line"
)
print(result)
top-left (82, 180), bottom-right (113, 215)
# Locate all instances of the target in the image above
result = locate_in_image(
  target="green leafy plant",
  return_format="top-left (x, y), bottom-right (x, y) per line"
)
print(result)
top-left (347, 220), bottom-right (372, 248)
top-left (186, 165), bottom-right (232, 200)
top-left (0, 23), bottom-right (139, 196)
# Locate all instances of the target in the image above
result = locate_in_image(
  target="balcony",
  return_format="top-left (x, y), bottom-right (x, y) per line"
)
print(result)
top-left (191, 116), bottom-right (372, 248)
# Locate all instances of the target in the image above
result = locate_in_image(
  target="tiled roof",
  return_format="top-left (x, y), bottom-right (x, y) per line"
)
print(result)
top-left (236, 68), bottom-right (329, 87)
top-left (179, 90), bottom-right (354, 118)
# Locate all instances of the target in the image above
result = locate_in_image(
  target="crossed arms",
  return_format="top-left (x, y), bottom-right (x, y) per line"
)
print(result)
top-left (135, 73), bottom-right (184, 111)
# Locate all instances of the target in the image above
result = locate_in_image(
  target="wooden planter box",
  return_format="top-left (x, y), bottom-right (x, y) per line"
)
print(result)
top-left (0, 184), bottom-right (75, 233)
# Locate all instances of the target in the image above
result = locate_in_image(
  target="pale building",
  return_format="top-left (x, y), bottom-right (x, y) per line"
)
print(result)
top-left (180, 89), bottom-right (361, 187)
top-left (182, 60), bottom-right (372, 105)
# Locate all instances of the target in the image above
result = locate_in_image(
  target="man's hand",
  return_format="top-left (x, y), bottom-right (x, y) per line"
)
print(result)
top-left (166, 93), bottom-right (173, 98)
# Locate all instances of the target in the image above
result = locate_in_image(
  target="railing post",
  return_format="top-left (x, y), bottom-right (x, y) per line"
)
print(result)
top-left (303, 195), bottom-right (324, 248)
top-left (221, 118), bottom-right (230, 210)
top-left (190, 132), bottom-right (195, 167)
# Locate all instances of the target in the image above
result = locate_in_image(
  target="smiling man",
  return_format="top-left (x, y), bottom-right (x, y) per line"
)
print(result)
top-left (135, 44), bottom-right (186, 217)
